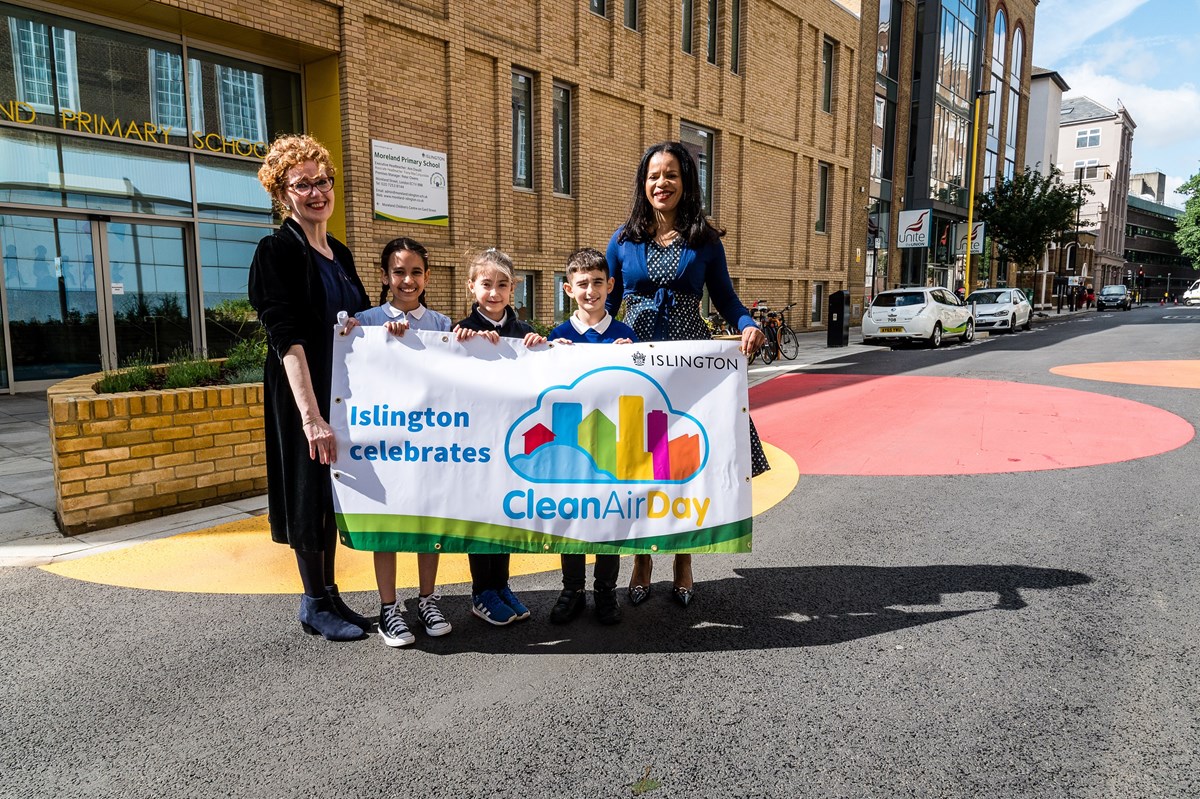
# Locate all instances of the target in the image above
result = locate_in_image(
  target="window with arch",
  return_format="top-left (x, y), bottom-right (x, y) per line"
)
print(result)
top-left (984, 7), bottom-right (1006, 191)
top-left (1004, 26), bottom-right (1023, 179)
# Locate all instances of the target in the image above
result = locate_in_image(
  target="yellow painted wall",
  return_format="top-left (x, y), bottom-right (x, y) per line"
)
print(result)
top-left (304, 55), bottom-right (346, 242)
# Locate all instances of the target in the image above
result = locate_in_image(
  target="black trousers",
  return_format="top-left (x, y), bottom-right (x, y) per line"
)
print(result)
top-left (560, 554), bottom-right (619, 591)
top-left (468, 554), bottom-right (510, 595)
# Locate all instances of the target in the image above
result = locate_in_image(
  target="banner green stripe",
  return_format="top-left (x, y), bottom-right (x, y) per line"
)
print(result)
top-left (336, 513), bottom-right (751, 554)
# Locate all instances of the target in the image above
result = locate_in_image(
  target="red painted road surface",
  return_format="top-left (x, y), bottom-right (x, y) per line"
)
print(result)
top-left (750, 373), bottom-right (1194, 476)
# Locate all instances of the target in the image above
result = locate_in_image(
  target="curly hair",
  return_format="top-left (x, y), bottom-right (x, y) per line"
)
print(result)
top-left (256, 134), bottom-right (335, 218)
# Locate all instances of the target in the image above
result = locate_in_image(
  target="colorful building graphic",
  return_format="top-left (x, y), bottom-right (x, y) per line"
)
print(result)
top-left (512, 393), bottom-right (702, 483)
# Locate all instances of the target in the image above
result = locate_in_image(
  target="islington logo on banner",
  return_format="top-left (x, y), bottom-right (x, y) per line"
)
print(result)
top-left (329, 328), bottom-right (752, 554)
top-left (897, 209), bottom-right (931, 249)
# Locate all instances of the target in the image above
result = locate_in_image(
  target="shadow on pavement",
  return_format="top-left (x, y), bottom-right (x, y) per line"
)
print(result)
top-left (419, 563), bottom-right (1092, 655)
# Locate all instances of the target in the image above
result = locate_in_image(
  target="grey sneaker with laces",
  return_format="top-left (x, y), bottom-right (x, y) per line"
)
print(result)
top-left (417, 594), bottom-right (452, 637)
top-left (378, 602), bottom-right (416, 647)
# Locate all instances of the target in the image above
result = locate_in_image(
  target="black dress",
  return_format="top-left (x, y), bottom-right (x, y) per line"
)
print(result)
top-left (248, 219), bottom-right (369, 550)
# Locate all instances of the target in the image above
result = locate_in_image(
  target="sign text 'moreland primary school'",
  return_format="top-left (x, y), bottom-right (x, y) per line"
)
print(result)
top-left (329, 328), bottom-right (753, 554)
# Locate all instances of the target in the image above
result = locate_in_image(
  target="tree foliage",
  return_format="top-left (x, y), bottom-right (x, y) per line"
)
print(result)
top-left (1174, 169), bottom-right (1200, 270)
top-left (975, 164), bottom-right (1091, 270)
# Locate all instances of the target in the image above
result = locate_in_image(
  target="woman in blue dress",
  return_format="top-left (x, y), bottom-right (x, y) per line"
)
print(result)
top-left (605, 141), bottom-right (768, 609)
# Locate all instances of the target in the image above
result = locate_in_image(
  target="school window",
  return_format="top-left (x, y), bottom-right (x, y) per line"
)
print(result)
top-left (624, 0), bottom-right (638, 29)
top-left (730, 0), bottom-right (741, 73)
top-left (187, 58), bottom-right (204, 131)
top-left (1073, 159), bottom-right (1099, 180)
top-left (816, 162), bottom-right (830, 233)
top-left (812, 282), bottom-right (825, 323)
top-left (148, 49), bottom-right (185, 130)
top-left (680, 121), bottom-right (715, 214)
top-left (8, 17), bottom-right (79, 112)
top-left (1076, 128), bottom-right (1100, 148)
top-left (514, 270), bottom-right (536, 320)
top-left (821, 38), bottom-right (835, 113)
top-left (215, 65), bottom-right (266, 142)
top-left (681, 0), bottom-right (694, 54)
top-left (552, 83), bottom-right (572, 195)
top-left (706, 0), bottom-right (718, 64)
top-left (589, 0), bottom-right (606, 16)
top-left (511, 70), bottom-right (533, 189)
top-left (553, 271), bottom-right (571, 321)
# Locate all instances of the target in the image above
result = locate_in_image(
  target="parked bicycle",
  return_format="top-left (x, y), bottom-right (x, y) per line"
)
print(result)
top-left (706, 309), bottom-right (736, 337)
top-left (748, 301), bottom-right (800, 365)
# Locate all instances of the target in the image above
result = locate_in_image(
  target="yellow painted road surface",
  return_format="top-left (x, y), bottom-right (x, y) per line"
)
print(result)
top-left (41, 442), bottom-right (799, 594)
top-left (1050, 360), bottom-right (1200, 389)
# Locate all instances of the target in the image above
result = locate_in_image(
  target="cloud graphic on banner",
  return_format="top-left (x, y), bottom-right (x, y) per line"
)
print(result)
top-left (505, 367), bottom-right (708, 485)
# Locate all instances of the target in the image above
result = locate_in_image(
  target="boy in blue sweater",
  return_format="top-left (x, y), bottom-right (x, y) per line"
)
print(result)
top-left (548, 248), bottom-right (637, 624)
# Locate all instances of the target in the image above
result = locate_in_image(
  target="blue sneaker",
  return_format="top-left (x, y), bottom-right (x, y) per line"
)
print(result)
top-left (471, 589), bottom-right (516, 626)
top-left (498, 585), bottom-right (531, 621)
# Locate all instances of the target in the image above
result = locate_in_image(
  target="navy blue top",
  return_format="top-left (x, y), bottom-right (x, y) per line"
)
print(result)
top-left (313, 249), bottom-right (364, 331)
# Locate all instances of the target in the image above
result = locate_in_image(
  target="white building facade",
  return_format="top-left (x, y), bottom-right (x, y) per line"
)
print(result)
top-left (1057, 96), bottom-right (1136, 288)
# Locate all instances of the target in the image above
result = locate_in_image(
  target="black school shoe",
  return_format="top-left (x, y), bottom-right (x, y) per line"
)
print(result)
top-left (593, 588), bottom-right (622, 625)
top-left (550, 588), bottom-right (586, 624)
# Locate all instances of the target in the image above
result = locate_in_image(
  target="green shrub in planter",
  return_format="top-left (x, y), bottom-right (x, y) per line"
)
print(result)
top-left (223, 335), bottom-right (267, 384)
top-left (94, 351), bottom-right (155, 393)
top-left (164, 347), bottom-right (221, 389)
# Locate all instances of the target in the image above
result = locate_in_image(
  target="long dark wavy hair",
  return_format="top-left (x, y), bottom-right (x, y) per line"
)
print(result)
top-left (617, 141), bottom-right (724, 247)
top-left (379, 237), bottom-right (429, 306)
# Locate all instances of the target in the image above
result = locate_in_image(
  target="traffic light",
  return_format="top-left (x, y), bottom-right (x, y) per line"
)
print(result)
top-left (1137, 269), bottom-right (1145, 288)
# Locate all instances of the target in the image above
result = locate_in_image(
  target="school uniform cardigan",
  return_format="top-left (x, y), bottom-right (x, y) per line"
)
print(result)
top-left (248, 218), bottom-right (369, 550)
top-left (455, 305), bottom-right (537, 338)
top-left (604, 228), bottom-right (757, 337)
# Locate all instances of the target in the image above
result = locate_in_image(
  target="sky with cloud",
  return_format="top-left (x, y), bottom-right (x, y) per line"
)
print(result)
top-left (1032, 0), bottom-right (1200, 207)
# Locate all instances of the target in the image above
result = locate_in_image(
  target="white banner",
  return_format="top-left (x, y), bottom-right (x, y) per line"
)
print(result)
top-left (370, 140), bottom-right (448, 225)
top-left (330, 328), bottom-right (753, 554)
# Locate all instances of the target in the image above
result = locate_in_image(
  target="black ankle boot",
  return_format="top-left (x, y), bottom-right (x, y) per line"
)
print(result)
top-left (326, 583), bottom-right (376, 628)
top-left (550, 589), bottom-right (586, 624)
top-left (298, 594), bottom-right (364, 641)
top-left (594, 588), bottom-right (622, 625)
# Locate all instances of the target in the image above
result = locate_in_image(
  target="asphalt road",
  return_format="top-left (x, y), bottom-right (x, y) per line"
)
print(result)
top-left (3, 306), bottom-right (1198, 798)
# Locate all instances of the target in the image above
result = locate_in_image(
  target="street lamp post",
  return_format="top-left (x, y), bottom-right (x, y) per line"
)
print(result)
top-left (963, 89), bottom-right (994, 298)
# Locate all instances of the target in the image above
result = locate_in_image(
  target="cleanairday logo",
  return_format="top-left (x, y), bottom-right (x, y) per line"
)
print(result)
top-left (503, 367), bottom-right (709, 485)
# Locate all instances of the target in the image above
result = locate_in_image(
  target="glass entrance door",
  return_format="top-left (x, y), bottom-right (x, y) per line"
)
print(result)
top-left (103, 222), bottom-right (191, 365)
top-left (0, 214), bottom-right (101, 387)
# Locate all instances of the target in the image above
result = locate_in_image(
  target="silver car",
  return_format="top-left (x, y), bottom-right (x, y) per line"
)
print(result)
top-left (966, 288), bottom-right (1033, 333)
top-left (862, 287), bottom-right (974, 347)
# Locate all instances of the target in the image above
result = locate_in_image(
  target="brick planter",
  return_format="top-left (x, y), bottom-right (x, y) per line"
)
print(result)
top-left (46, 374), bottom-right (266, 536)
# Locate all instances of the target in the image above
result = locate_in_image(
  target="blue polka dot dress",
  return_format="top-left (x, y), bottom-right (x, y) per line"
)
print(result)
top-left (625, 239), bottom-right (770, 476)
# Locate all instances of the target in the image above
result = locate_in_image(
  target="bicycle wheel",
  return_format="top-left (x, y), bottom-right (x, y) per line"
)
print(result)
top-left (760, 335), bottom-right (776, 365)
top-left (778, 325), bottom-right (799, 360)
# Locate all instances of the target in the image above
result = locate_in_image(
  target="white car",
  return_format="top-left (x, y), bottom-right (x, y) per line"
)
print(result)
top-left (966, 288), bottom-right (1033, 333)
top-left (862, 287), bottom-right (974, 347)
top-left (1184, 279), bottom-right (1200, 306)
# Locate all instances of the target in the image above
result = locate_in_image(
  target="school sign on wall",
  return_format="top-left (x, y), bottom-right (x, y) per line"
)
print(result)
top-left (329, 329), bottom-right (753, 553)
top-left (370, 140), bottom-right (449, 225)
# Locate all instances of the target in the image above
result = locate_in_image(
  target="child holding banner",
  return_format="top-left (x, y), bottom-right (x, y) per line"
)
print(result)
top-left (353, 237), bottom-right (456, 647)
top-left (455, 247), bottom-right (547, 626)
top-left (546, 247), bottom-right (637, 625)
